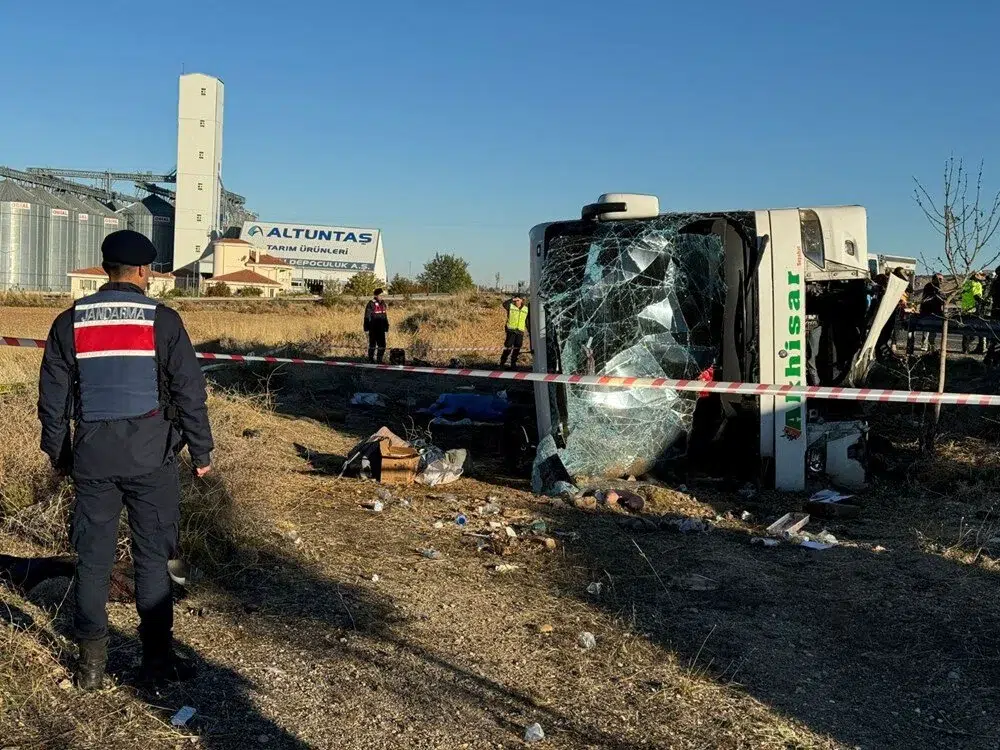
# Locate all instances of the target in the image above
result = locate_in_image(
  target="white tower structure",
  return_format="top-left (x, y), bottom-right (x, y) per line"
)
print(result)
top-left (173, 73), bottom-right (224, 275)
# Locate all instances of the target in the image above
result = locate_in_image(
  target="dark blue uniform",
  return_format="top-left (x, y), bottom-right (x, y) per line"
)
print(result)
top-left (38, 282), bottom-right (213, 655)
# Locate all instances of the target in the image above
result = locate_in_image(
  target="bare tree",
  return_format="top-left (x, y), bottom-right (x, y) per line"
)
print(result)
top-left (913, 157), bottom-right (1000, 446)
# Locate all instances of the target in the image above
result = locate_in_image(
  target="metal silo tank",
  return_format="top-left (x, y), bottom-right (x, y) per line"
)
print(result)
top-left (142, 194), bottom-right (175, 270)
top-left (10, 185), bottom-right (50, 290)
top-left (75, 197), bottom-right (111, 268)
top-left (59, 193), bottom-right (101, 272)
top-left (0, 180), bottom-right (42, 290)
top-left (41, 191), bottom-right (76, 291)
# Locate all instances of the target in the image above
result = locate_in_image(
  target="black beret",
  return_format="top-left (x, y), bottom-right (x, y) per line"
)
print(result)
top-left (101, 230), bottom-right (157, 266)
top-left (373, 288), bottom-right (384, 296)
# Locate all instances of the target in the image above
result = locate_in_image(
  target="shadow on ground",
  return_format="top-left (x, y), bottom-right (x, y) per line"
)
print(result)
top-left (536, 481), bottom-right (1000, 750)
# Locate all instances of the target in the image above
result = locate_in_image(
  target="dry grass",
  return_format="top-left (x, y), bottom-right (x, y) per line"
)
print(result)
top-left (0, 295), bottom-right (512, 386)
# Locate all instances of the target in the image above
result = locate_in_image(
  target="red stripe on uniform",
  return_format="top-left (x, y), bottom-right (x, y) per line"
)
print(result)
top-left (74, 324), bottom-right (154, 354)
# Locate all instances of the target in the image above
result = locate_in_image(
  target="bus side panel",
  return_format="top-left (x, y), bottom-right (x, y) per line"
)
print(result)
top-left (767, 209), bottom-right (807, 491)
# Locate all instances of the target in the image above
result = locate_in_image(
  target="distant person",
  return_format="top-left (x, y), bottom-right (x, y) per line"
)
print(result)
top-left (918, 273), bottom-right (945, 351)
top-left (499, 295), bottom-right (529, 369)
top-left (364, 288), bottom-right (389, 363)
top-left (961, 273), bottom-right (985, 354)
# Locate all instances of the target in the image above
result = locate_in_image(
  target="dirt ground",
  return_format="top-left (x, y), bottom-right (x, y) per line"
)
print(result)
top-left (3, 307), bottom-right (1000, 748)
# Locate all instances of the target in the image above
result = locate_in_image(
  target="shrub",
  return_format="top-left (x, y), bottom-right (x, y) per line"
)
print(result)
top-left (204, 282), bottom-right (232, 298)
top-left (343, 271), bottom-right (383, 297)
top-left (418, 253), bottom-right (474, 293)
top-left (388, 274), bottom-right (421, 297)
top-left (235, 286), bottom-right (264, 298)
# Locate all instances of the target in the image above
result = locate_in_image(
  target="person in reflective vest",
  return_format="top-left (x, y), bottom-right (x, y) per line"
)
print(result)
top-left (961, 273), bottom-right (985, 353)
top-left (500, 296), bottom-right (529, 368)
top-left (363, 288), bottom-right (389, 363)
top-left (37, 230), bottom-right (214, 691)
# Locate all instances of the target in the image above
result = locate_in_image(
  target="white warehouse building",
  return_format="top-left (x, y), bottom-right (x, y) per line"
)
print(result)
top-left (240, 220), bottom-right (387, 292)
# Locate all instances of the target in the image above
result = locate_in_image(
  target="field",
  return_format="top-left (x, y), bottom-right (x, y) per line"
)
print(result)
top-left (2, 299), bottom-right (1000, 749)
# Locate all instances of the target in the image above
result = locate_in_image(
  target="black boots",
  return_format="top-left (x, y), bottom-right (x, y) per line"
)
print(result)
top-left (140, 633), bottom-right (197, 684)
top-left (74, 636), bottom-right (107, 691)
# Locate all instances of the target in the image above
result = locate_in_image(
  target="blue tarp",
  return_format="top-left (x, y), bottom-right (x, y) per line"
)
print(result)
top-left (423, 393), bottom-right (509, 422)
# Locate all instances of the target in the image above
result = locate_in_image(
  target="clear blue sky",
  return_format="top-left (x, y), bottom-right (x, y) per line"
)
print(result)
top-left (2, 0), bottom-right (999, 284)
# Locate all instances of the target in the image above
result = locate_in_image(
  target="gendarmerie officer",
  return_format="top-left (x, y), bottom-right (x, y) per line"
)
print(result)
top-left (37, 230), bottom-right (214, 690)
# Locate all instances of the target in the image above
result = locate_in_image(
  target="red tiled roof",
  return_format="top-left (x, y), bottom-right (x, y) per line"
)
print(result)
top-left (69, 266), bottom-right (174, 279)
top-left (211, 269), bottom-right (281, 286)
top-left (215, 238), bottom-right (252, 245)
top-left (248, 254), bottom-right (292, 267)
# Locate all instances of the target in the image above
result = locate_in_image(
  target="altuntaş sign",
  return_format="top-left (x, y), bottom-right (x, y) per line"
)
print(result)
top-left (240, 221), bottom-right (379, 272)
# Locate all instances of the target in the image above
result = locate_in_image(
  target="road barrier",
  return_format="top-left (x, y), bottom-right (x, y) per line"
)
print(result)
top-left (4, 334), bottom-right (999, 406)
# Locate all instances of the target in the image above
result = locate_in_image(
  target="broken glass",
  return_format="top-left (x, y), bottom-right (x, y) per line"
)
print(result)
top-left (538, 215), bottom-right (728, 478)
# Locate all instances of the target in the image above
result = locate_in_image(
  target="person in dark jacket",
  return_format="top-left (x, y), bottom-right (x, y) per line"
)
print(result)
top-left (38, 230), bottom-right (214, 691)
top-left (363, 288), bottom-right (389, 363)
top-left (918, 273), bottom-right (945, 351)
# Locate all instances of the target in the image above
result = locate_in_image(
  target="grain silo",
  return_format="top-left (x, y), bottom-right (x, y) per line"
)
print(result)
top-left (40, 190), bottom-right (76, 291)
top-left (0, 181), bottom-right (48, 290)
top-left (58, 193), bottom-right (103, 271)
top-left (118, 194), bottom-right (175, 270)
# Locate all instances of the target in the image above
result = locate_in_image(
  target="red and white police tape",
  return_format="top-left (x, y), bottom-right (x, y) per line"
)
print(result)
top-left (4, 334), bottom-right (999, 406)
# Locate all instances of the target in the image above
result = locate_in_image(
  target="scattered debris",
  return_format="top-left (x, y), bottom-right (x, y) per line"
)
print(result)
top-left (524, 722), bottom-right (545, 743)
top-left (529, 519), bottom-right (548, 534)
top-left (417, 448), bottom-right (467, 486)
top-left (799, 540), bottom-right (834, 550)
top-left (674, 574), bottom-right (719, 591)
top-left (370, 574), bottom-right (380, 583)
top-left (541, 538), bottom-right (558, 550)
top-left (433, 521), bottom-right (444, 530)
top-left (810, 489), bottom-right (854, 503)
top-left (751, 537), bottom-right (780, 547)
top-left (873, 545), bottom-right (888, 553)
top-left (350, 392), bottom-right (387, 408)
top-left (586, 582), bottom-right (603, 597)
top-left (532, 435), bottom-right (579, 498)
top-left (536, 624), bottom-right (554, 634)
top-left (766, 512), bottom-right (810, 537)
top-left (58, 678), bottom-right (72, 690)
top-left (678, 484), bottom-right (689, 493)
top-left (171, 706), bottom-right (197, 728)
top-left (363, 501), bottom-right (384, 513)
top-left (284, 530), bottom-right (302, 544)
top-left (476, 501), bottom-right (501, 516)
top-left (420, 548), bottom-right (442, 560)
top-left (341, 427), bottom-right (419, 484)
top-left (455, 514), bottom-right (468, 527)
top-left (375, 487), bottom-right (394, 503)
top-left (242, 428), bottom-right (263, 439)
top-left (805, 489), bottom-right (861, 519)
top-left (740, 510), bottom-right (754, 522)
top-left (673, 518), bottom-right (711, 534)
top-left (738, 483), bottom-right (758, 501)
top-left (948, 670), bottom-right (961, 682)
top-left (492, 564), bottom-right (519, 573)
top-left (573, 495), bottom-right (598, 511)
top-left (504, 526), bottom-right (518, 539)
top-left (578, 631), bottom-right (597, 650)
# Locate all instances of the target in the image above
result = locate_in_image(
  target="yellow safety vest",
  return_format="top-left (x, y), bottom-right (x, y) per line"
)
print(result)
top-left (506, 303), bottom-right (528, 332)
top-left (961, 280), bottom-right (983, 312)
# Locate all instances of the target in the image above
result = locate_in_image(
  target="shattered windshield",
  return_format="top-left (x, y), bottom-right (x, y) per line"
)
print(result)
top-left (538, 215), bottom-right (729, 478)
